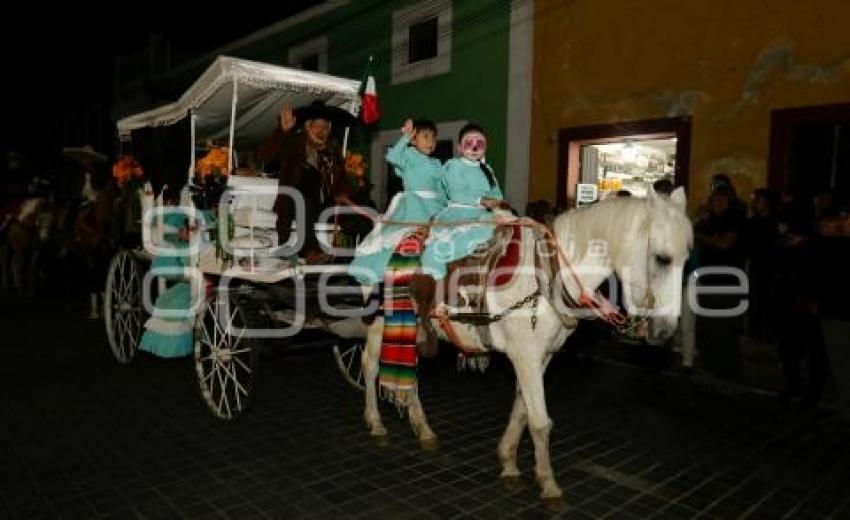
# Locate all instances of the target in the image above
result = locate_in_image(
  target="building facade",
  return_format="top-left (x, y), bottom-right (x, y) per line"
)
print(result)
top-left (530, 0), bottom-right (850, 209)
top-left (116, 0), bottom-right (535, 211)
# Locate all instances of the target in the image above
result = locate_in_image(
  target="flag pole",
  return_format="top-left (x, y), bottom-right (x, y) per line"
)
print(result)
top-left (342, 127), bottom-right (350, 156)
top-left (344, 55), bottom-right (373, 156)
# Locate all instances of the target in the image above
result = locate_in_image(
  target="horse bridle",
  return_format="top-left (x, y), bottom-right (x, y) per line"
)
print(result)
top-left (542, 222), bottom-right (659, 338)
top-left (616, 232), bottom-right (660, 338)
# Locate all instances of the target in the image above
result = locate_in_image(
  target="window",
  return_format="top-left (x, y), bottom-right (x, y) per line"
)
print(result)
top-left (300, 54), bottom-right (320, 72)
top-left (287, 36), bottom-right (328, 73)
top-left (408, 17), bottom-right (438, 63)
top-left (392, 0), bottom-right (452, 85)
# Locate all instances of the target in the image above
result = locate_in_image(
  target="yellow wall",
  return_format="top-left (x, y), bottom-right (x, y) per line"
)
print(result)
top-left (530, 0), bottom-right (850, 210)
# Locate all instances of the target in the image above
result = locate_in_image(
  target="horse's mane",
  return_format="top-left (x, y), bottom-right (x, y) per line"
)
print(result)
top-left (553, 197), bottom-right (691, 264)
top-left (553, 198), bottom-right (641, 262)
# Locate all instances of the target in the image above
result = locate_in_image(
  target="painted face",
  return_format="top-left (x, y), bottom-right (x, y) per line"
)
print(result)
top-left (459, 131), bottom-right (486, 161)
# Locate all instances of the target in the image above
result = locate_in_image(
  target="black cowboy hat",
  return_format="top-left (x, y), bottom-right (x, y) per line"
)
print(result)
top-left (293, 100), bottom-right (357, 127)
top-left (62, 145), bottom-right (107, 163)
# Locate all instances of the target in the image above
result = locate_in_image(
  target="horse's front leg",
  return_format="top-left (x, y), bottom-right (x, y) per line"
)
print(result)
top-left (362, 318), bottom-right (388, 441)
top-left (408, 390), bottom-right (438, 451)
top-left (509, 350), bottom-right (562, 503)
top-left (497, 387), bottom-right (527, 487)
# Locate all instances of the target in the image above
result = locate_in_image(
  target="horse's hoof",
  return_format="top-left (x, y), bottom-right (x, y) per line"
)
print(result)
top-left (419, 436), bottom-right (439, 452)
top-left (542, 495), bottom-right (567, 512)
top-left (364, 417), bottom-right (387, 436)
top-left (500, 475), bottom-right (526, 495)
top-left (371, 434), bottom-right (390, 448)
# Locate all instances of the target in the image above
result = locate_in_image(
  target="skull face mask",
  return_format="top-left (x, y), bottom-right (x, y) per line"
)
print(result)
top-left (459, 132), bottom-right (487, 162)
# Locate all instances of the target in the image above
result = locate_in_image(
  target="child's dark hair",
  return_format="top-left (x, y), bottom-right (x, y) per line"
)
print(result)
top-left (413, 119), bottom-right (436, 134)
top-left (458, 123), bottom-right (485, 143)
top-left (457, 123), bottom-right (496, 189)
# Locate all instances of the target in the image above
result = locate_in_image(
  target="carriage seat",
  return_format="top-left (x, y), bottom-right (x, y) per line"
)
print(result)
top-left (220, 175), bottom-right (345, 269)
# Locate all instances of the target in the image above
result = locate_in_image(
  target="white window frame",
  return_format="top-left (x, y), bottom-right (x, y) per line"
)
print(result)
top-left (287, 36), bottom-right (328, 73)
top-left (370, 119), bottom-right (467, 210)
top-left (391, 0), bottom-right (452, 85)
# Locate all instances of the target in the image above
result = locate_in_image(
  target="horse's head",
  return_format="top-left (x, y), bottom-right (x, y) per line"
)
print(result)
top-left (617, 186), bottom-right (692, 345)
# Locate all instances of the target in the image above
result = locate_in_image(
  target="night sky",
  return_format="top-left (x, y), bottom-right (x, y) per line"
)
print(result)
top-left (0, 1), bottom-right (323, 158)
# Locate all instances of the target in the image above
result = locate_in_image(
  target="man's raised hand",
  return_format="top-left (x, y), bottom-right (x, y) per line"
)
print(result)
top-left (280, 104), bottom-right (296, 132)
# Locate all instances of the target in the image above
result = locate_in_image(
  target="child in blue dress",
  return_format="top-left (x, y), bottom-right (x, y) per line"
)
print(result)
top-left (420, 123), bottom-right (508, 280)
top-left (140, 187), bottom-right (206, 358)
top-left (349, 118), bottom-right (446, 285)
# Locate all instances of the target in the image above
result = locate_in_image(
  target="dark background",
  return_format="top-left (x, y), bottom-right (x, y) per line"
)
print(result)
top-left (0, 1), bottom-right (323, 156)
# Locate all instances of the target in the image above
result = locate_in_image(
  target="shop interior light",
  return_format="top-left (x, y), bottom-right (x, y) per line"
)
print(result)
top-left (621, 139), bottom-right (637, 163)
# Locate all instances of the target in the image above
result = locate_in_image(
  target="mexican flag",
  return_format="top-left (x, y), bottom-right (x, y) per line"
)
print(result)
top-left (358, 58), bottom-right (380, 125)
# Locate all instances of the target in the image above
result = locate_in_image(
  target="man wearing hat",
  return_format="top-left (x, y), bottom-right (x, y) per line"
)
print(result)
top-left (61, 145), bottom-right (112, 318)
top-left (259, 101), bottom-right (353, 264)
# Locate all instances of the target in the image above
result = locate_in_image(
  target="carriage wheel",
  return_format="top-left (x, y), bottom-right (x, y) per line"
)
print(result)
top-left (333, 342), bottom-right (365, 391)
top-left (194, 292), bottom-right (259, 420)
top-left (104, 250), bottom-right (144, 364)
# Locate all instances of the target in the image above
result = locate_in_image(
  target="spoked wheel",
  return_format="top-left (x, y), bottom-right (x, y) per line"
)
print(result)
top-left (333, 342), bottom-right (365, 391)
top-left (104, 250), bottom-right (144, 364)
top-left (194, 292), bottom-right (260, 420)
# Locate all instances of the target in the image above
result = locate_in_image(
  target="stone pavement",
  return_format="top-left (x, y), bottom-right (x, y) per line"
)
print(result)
top-left (1, 297), bottom-right (849, 519)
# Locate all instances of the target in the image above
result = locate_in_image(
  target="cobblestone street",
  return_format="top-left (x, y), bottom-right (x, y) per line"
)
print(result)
top-left (1, 298), bottom-right (849, 519)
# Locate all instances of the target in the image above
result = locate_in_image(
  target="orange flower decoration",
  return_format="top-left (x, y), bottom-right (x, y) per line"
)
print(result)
top-left (112, 155), bottom-right (144, 187)
top-left (344, 151), bottom-right (367, 179)
top-left (195, 146), bottom-right (230, 179)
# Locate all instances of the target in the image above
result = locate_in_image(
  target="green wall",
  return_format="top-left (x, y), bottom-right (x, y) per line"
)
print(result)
top-left (160, 0), bottom-right (511, 184)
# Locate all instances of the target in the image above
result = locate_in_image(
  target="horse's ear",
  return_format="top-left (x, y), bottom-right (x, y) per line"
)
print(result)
top-left (670, 187), bottom-right (687, 211)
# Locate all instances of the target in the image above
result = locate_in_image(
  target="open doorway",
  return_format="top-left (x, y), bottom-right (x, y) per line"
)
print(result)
top-left (769, 103), bottom-right (850, 211)
top-left (556, 116), bottom-right (691, 208)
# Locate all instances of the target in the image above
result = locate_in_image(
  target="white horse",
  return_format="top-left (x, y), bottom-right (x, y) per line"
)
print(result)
top-left (358, 186), bottom-right (692, 505)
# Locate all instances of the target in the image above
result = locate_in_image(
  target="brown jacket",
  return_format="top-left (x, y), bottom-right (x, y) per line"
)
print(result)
top-left (258, 127), bottom-right (350, 245)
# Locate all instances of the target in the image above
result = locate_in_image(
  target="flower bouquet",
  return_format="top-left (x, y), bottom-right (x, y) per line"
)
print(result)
top-left (193, 145), bottom-right (230, 210)
top-left (345, 151), bottom-right (367, 182)
top-left (338, 151), bottom-right (373, 248)
top-left (112, 155), bottom-right (146, 237)
top-left (112, 155), bottom-right (144, 187)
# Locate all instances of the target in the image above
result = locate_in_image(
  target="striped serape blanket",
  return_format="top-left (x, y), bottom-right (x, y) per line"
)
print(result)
top-left (378, 233), bottom-right (425, 405)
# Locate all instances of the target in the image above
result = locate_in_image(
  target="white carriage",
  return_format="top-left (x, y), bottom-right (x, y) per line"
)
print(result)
top-left (103, 56), bottom-right (370, 420)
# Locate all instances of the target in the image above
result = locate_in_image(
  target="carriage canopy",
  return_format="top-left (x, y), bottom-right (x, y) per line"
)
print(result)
top-left (116, 56), bottom-right (361, 190)
top-left (116, 56), bottom-right (361, 146)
